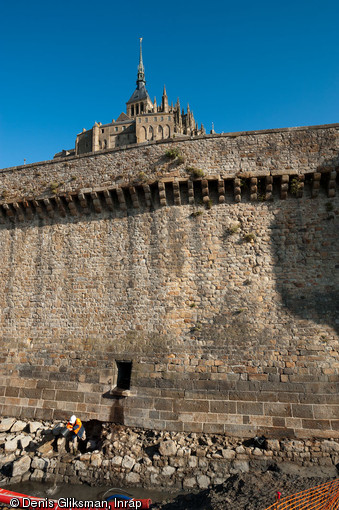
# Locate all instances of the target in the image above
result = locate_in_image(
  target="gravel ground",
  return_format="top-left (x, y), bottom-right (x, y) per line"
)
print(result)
top-left (151, 472), bottom-right (336, 510)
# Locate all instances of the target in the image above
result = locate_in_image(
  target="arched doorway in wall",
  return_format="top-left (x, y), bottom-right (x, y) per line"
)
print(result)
top-left (163, 125), bottom-right (170, 138)
top-left (158, 125), bottom-right (163, 140)
top-left (139, 126), bottom-right (147, 142)
top-left (149, 125), bottom-right (154, 141)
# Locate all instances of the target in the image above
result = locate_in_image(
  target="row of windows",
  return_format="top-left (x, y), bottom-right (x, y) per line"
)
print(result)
top-left (99, 132), bottom-right (135, 148)
top-left (101, 116), bottom-right (172, 134)
top-left (138, 116), bottom-right (171, 123)
top-left (139, 124), bottom-right (171, 141)
top-left (102, 126), bottom-right (127, 134)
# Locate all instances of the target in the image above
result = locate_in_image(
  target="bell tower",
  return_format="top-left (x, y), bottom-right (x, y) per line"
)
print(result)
top-left (126, 38), bottom-right (153, 118)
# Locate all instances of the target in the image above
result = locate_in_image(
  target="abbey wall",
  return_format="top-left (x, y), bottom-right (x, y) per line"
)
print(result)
top-left (0, 124), bottom-right (338, 440)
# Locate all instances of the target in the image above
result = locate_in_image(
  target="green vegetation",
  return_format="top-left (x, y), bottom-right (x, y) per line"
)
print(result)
top-left (50, 181), bottom-right (64, 194)
top-left (186, 166), bottom-right (205, 178)
top-left (191, 210), bottom-right (203, 217)
top-left (290, 177), bottom-right (302, 195)
top-left (50, 182), bottom-right (59, 191)
top-left (244, 232), bottom-right (256, 243)
top-left (138, 171), bottom-right (147, 181)
top-left (165, 147), bottom-right (180, 159)
top-left (228, 224), bottom-right (240, 234)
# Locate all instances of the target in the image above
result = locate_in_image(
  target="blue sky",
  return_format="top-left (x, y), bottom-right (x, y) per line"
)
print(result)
top-left (0, 0), bottom-right (338, 169)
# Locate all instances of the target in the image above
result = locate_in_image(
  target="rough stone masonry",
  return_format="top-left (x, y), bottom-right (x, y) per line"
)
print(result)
top-left (0, 124), bottom-right (338, 440)
top-left (0, 418), bottom-right (338, 489)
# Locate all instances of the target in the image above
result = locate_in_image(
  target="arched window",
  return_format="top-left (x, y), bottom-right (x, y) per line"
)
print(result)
top-left (139, 126), bottom-right (147, 142)
top-left (163, 125), bottom-right (170, 138)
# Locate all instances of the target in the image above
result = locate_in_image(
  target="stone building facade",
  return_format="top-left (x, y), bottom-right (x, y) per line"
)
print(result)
top-left (0, 123), bottom-right (338, 440)
top-left (55, 39), bottom-right (204, 158)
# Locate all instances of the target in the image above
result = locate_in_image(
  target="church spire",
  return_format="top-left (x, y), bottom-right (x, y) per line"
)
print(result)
top-left (162, 85), bottom-right (169, 113)
top-left (137, 37), bottom-right (146, 88)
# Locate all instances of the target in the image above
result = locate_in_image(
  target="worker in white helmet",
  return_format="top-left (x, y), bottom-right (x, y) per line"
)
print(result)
top-left (66, 415), bottom-right (86, 453)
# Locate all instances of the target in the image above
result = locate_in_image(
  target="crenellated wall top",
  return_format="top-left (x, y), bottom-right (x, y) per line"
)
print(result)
top-left (0, 123), bottom-right (338, 209)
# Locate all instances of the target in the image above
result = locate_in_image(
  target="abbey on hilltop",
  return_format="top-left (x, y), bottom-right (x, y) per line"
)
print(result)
top-left (55, 39), bottom-right (205, 158)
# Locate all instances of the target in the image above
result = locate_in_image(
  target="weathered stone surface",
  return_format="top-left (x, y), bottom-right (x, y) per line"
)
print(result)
top-left (232, 460), bottom-right (250, 473)
top-left (30, 469), bottom-right (45, 481)
top-left (91, 453), bottom-right (102, 467)
top-left (162, 465), bottom-right (176, 476)
top-left (12, 455), bottom-right (31, 477)
top-left (79, 453), bottom-right (91, 462)
top-left (11, 421), bottom-right (27, 433)
top-left (0, 453), bottom-right (15, 468)
top-left (188, 457), bottom-right (198, 468)
top-left (183, 477), bottom-right (196, 489)
top-left (18, 434), bottom-right (32, 449)
top-left (177, 447), bottom-right (191, 457)
top-left (322, 440), bottom-right (339, 452)
top-left (125, 472), bottom-right (140, 484)
top-left (37, 440), bottom-right (54, 457)
top-left (111, 456), bottom-right (123, 467)
top-left (159, 440), bottom-right (177, 457)
top-left (5, 438), bottom-right (18, 452)
top-left (266, 440), bottom-right (280, 451)
top-left (197, 474), bottom-right (210, 489)
top-left (74, 460), bottom-right (87, 472)
top-left (32, 457), bottom-right (49, 470)
top-left (57, 437), bottom-right (66, 453)
top-left (0, 418), bottom-right (15, 432)
top-left (122, 455), bottom-right (135, 470)
top-left (30, 422), bottom-right (43, 434)
top-left (222, 449), bottom-right (236, 460)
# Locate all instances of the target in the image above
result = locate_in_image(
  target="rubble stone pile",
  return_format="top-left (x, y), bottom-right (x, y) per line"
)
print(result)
top-left (0, 419), bottom-right (338, 489)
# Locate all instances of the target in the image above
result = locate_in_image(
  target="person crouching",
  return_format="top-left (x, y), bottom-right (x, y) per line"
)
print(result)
top-left (66, 415), bottom-right (86, 454)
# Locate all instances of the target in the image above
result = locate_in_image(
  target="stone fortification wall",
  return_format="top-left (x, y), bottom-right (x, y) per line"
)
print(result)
top-left (0, 124), bottom-right (338, 202)
top-left (0, 124), bottom-right (338, 440)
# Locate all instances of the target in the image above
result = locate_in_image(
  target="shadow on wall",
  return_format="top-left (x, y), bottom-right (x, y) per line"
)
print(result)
top-left (102, 389), bottom-right (126, 424)
top-left (184, 168), bottom-right (338, 353)
top-left (107, 395), bottom-right (125, 424)
top-left (271, 163), bottom-right (339, 335)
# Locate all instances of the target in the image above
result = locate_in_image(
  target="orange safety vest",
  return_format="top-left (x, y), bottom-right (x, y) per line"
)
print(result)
top-left (66, 418), bottom-right (82, 435)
